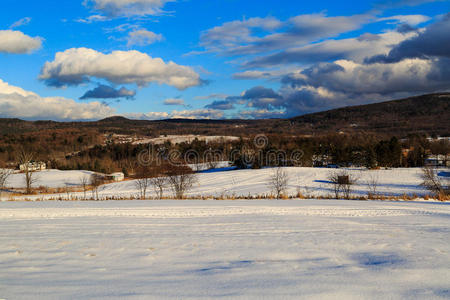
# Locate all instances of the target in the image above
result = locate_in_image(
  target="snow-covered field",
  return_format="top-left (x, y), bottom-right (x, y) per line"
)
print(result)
top-left (0, 200), bottom-right (449, 299)
top-left (6, 169), bottom-right (95, 189)
top-left (132, 135), bottom-right (240, 145)
top-left (4, 167), bottom-right (447, 200)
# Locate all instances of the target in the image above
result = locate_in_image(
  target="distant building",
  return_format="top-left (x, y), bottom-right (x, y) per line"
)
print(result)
top-left (106, 172), bottom-right (125, 182)
top-left (424, 155), bottom-right (450, 167)
top-left (19, 161), bottom-right (46, 171)
top-left (313, 154), bottom-right (332, 167)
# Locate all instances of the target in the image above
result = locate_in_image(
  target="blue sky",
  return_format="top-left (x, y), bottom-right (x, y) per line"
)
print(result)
top-left (0, 0), bottom-right (449, 120)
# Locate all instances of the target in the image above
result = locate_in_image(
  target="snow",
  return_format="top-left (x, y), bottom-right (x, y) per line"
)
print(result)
top-left (3, 167), bottom-right (448, 201)
top-left (0, 199), bottom-right (449, 299)
top-left (188, 160), bottom-right (232, 171)
top-left (5, 169), bottom-right (95, 189)
top-left (132, 135), bottom-right (240, 145)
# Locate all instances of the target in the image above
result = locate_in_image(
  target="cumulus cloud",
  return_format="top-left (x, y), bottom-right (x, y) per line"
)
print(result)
top-left (10, 17), bottom-right (32, 29)
top-left (221, 55), bottom-right (450, 117)
top-left (243, 15), bottom-right (450, 117)
top-left (124, 111), bottom-right (170, 120)
top-left (202, 86), bottom-right (283, 112)
top-left (199, 10), bottom-right (448, 118)
top-left (126, 29), bottom-right (163, 47)
top-left (163, 98), bottom-right (185, 105)
top-left (200, 17), bottom-right (282, 52)
top-left (243, 30), bottom-right (416, 68)
top-left (80, 84), bottom-right (136, 100)
top-left (204, 100), bottom-right (235, 110)
top-left (195, 93), bottom-right (229, 100)
top-left (39, 48), bottom-right (201, 90)
top-left (0, 79), bottom-right (115, 120)
top-left (240, 86), bottom-right (282, 109)
top-left (198, 11), bottom-right (434, 72)
top-left (366, 13), bottom-right (450, 63)
top-left (378, 14), bottom-right (431, 26)
top-left (200, 13), bottom-right (373, 56)
top-left (83, 0), bottom-right (173, 18)
top-left (126, 109), bottom-right (224, 120)
top-left (283, 58), bottom-right (450, 95)
top-left (0, 30), bottom-right (42, 54)
top-left (396, 23), bottom-right (418, 34)
top-left (170, 109), bottom-right (223, 119)
top-left (233, 71), bottom-right (274, 80)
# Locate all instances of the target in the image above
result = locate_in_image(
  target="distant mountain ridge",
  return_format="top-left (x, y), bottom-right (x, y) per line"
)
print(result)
top-left (1, 93), bottom-right (449, 137)
top-left (289, 93), bottom-right (450, 136)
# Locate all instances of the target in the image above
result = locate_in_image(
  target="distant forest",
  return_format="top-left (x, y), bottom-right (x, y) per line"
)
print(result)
top-left (0, 93), bottom-right (448, 173)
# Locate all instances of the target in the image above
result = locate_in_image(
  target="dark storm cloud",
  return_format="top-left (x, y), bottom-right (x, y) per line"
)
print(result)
top-left (366, 13), bottom-right (450, 63)
top-left (396, 23), bottom-right (417, 34)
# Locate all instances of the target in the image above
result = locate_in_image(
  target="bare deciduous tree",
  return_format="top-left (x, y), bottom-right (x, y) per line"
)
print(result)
top-left (18, 150), bottom-right (38, 194)
top-left (64, 181), bottom-right (72, 200)
top-left (135, 177), bottom-right (151, 200)
top-left (90, 173), bottom-right (104, 200)
top-left (366, 172), bottom-right (380, 198)
top-left (123, 159), bottom-right (137, 177)
top-left (268, 167), bottom-right (289, 199)
top-left (166, 165), bottom-right (197, 199)
top-left (328, 169), bottom-right (358, 199)
top-left (79, 175), bottom-right (90, 200)
top-left (422, 166), bottom-right (449, 198)
top-left (205, 150), bottom-right (222, 170)
top-left (134, 166), bottom-right (153, 200)
top-left (0, 169), bottom-right (12, 200)
top-left (150, 176), bottom-right (168, 199)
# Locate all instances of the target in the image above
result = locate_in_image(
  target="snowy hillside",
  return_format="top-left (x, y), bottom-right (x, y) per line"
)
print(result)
top-left (0, 200), bottom-right (449, 299)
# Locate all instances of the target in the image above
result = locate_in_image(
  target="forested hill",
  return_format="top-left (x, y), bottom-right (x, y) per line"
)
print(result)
top-left (290, 93), bottom-right (450, 136)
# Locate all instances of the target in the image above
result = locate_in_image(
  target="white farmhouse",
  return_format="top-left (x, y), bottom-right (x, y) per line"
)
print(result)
top-left (106, 172), bottom-right (125, 182)
top-left (19, 162), bottom-right (46, 172)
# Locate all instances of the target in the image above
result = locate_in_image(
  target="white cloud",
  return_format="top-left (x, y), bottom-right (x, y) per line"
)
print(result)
top-left (244, 30), bottom-right (416, 68)
top-left (169, 109), bottom-right (223, 119)
top-left (0, 79), bottom-right (115, 120)
top-left (195, 93), bottom-right (229, 100)
top-left (0, 30), bottom-right (42, 54)
top-left (163, 98), bottom-right (184, 105)
top-left (104, 23), bottom-right (140, 33)
top-left (39, 47), bottom-right (201, 90)
top-left (291, 58), bottom-right (445, 94)
top-left (76, 15), bottom-right (108, 23)
top-left (80, 84), bottom-right (136, 100)
top-left (233, 70), bottom-right (274, 80)
top-left (378, 14), bottom-right (431, 26)
top-left (125, 111), bottom-right (170, 120)
top-left (375, 0), bottom-right (445, 8)
top-left (200, 13), bottom-right (373, 56)
top-left (233, 67), bottom-right (301, 80)
top-left (10, 17), bottom-right (32, 29)
top-left (273, 57), bottom-right (450, 115)
top-left (126, 109), bottom-right (223, 120)
top-left (84, 0), bottom-right (174, 17)
top-left (126, 29), bottom-right (163, 47)
top-left (200, 17), bottom-right (282, 52)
